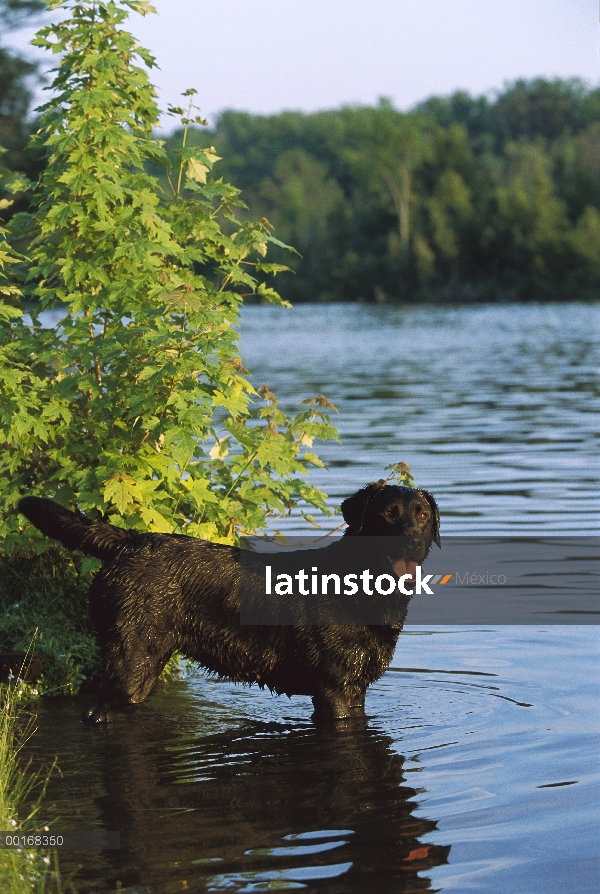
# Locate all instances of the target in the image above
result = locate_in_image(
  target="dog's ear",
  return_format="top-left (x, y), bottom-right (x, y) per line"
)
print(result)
top-left (341, 483), bottom-right (383, 534)
top-left (418, 489), bottom-right (440, 547)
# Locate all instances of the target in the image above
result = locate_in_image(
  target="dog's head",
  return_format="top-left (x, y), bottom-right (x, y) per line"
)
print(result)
top-left (341, 482), bottom-right (440, 575)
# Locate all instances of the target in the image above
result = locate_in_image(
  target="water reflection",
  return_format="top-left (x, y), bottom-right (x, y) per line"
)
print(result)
top-left (28, 685), bottom-right (449, 893)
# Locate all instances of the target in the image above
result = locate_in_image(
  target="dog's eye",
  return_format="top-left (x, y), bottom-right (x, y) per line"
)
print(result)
top-left (418, 512), bottom-right (428, 520)
top-left (382, 509), bottom-right (393, 518)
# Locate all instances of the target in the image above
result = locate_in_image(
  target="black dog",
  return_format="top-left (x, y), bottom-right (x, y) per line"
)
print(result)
top-left (18, 483), bottom-right (439, 722)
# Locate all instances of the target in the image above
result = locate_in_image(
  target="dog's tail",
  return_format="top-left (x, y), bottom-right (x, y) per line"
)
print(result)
top-left (18, 496), bottom-right (134, 560)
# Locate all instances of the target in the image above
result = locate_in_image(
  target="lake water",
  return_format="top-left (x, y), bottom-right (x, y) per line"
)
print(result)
top-left (238, 302), bottom-right (599, 536)
top-left (23, 302), bottom-right (600, 892)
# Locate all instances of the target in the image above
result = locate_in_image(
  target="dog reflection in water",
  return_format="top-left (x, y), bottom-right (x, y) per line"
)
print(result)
top-left (18, 482), bottom-right (439, 722)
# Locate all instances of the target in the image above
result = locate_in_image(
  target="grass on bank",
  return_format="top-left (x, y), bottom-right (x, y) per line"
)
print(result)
top-left (0, 668), bottom-right (77, 893)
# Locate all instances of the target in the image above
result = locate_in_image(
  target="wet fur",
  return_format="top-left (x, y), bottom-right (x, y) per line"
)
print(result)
top-left (18, 484), bottom-right (439, 723)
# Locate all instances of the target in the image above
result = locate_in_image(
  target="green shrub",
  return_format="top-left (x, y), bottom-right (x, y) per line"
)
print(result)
top-left (0, 0), bottom-right (337, 554)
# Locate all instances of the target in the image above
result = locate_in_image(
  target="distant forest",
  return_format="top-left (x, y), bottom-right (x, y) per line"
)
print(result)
top-left (164, 79), bottom-right (600, 303)
top-left (2, 17), bottom-right (599, 304)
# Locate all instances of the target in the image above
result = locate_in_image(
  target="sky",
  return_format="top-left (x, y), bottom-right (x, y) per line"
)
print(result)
top-left (6, 0), bottom-right (600, 126)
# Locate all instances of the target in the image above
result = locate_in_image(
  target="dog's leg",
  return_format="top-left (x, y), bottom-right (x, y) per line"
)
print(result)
top-left (312, 685), bottom-right (366, 722)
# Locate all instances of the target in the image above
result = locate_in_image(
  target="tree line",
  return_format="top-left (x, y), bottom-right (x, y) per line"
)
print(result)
top-left (160, 79), bottom-right (599, 303)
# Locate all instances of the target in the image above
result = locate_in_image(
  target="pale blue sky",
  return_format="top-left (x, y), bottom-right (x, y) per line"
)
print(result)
top-left (7, 0), bottom-right (599, 124)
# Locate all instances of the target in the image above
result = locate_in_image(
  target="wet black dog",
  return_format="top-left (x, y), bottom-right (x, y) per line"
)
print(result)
top-left (18, 483), bottom-right (439, 722)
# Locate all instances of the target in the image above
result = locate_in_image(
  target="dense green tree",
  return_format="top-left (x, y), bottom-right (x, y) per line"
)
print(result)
top-left (341, 101), bottom-right (431, 258)
top-left (416, 91), bottom-right (495, 146)
top-left (553, 124), bottom-right (600, 222)
top-left (0, 0), bottom-right (47, 216)
top-left (0, 0), bottom-right (45, 27)
top-left (255, 148), bottom-right (345, 303)
top-left (0, 50), bottom-right (36, 172)
top-left (418, 79), bottom-right (600, 150)
top-left (479, 140), bottom-right (571, 297)
top-left (493, 78), bottom-right (593, 143)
